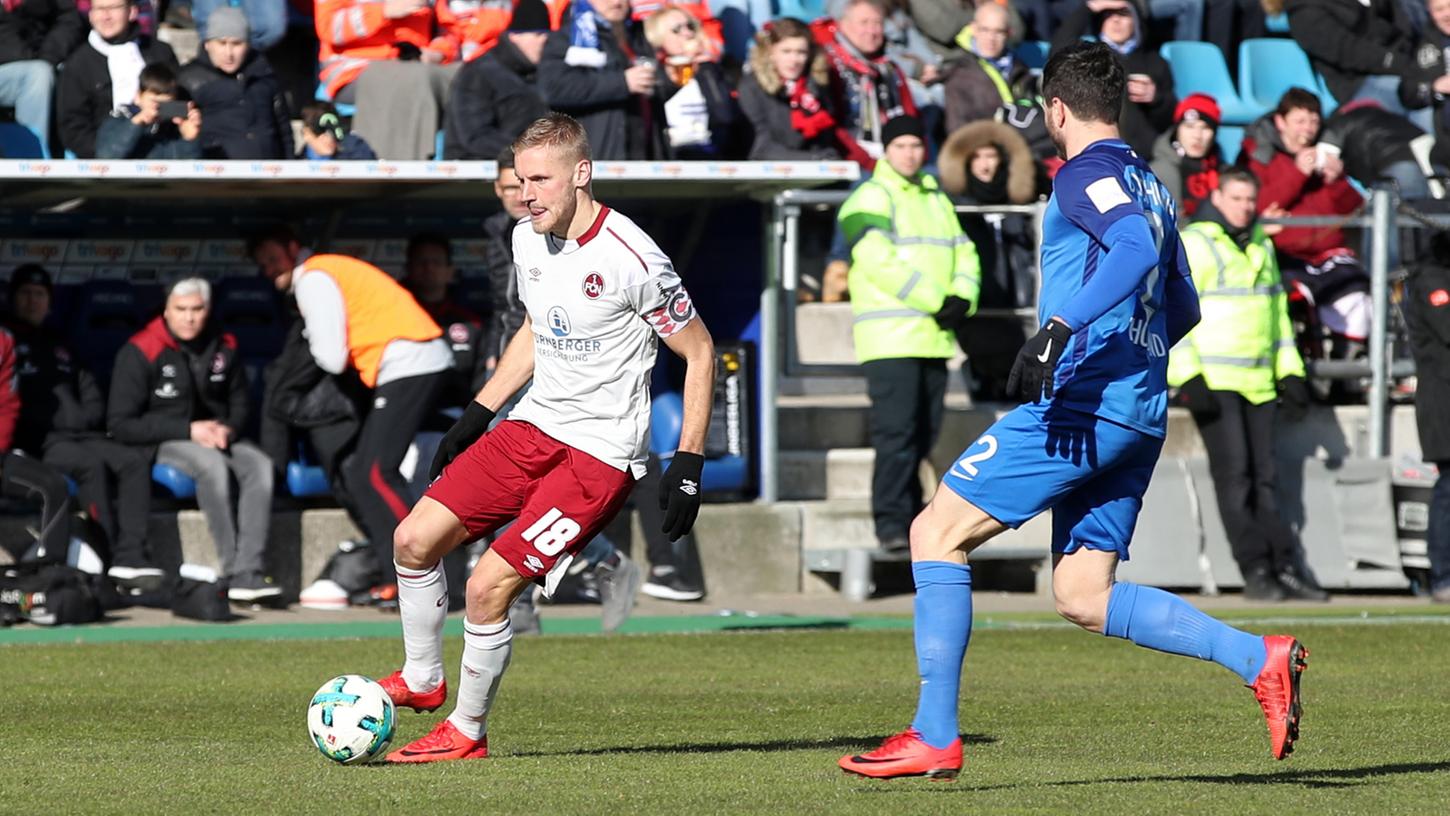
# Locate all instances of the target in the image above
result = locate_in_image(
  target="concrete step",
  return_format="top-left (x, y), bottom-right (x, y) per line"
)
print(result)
top-left (779, 447), bottom-right (874, 500)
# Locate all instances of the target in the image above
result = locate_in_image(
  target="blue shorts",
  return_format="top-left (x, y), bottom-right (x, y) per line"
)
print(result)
top-left (941, 403), bottom-right (1163, 560)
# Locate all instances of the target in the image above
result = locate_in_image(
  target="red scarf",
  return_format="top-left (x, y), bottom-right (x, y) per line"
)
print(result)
top-left (787, 77), bottom-right (836, 139)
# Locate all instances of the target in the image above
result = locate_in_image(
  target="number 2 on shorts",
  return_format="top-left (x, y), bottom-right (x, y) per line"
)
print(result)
top-left (521, 507), bottom-right (581, 556)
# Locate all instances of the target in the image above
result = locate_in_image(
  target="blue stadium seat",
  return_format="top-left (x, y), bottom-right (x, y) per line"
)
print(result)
top-left (1014, 40), bottom-right (1051, 71)
top-left (451, 278), bottom-right (494, 324)
top-left (1159, 41), bottom-right (1261, 125)
top-left (1239, 38), bottom-right (1319, 114)
top-left (287, 461), bottom-right (332, 497)
top-left (314, 83), bottom-right (356, 119)
top-left (1216, 124), bottom-right (1245, 164)
top-left (213, 277), bottom-right (285, 362)
top-left (0, 122), bottom-right (48, 159)
top-left (72, 280), bottom-right (149, 387)
top-left (650, 391), bottom-right (748, 494)
top-left (152, 462), bottom-right (197, 499)
top-left (1265, 12), bottom-right (1289, 33)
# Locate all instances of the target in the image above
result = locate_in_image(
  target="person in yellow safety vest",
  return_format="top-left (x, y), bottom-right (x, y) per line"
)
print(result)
top-left (1167, 168), bottom-right (1328, 603)
top-left (838, 114), bottom-right (981, 552)
top-left (250, 224), bottom-right (453, 605)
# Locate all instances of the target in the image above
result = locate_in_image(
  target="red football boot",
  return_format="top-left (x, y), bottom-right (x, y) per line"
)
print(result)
top-left (377, 671), bottom-right (447, 713)
top-left (1251, 635), bottom-right (1309, 760)
top-left (386, 719), bottom-right (489, 763)
top-left (838, 728), bottom-right (963, 780)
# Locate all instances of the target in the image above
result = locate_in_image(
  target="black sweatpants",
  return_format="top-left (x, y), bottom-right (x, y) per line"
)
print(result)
top-left (863, 358), bottom-right (948, 542)
top-left (45, 439), bottom-right (151, 567)
top-left (2, 450), bottom-right (72, 562)
top-left (343, 371), bottom-right (446, 583)
top-left (1193, 391), bottom-right (1301, 576)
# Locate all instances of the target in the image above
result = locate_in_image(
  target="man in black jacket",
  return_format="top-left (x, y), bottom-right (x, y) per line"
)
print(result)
top-left (1286, 0), bottom-right (1432, 132)
top-left (176, 7), bottom-right (292, 160)
top-left (403, 232), bottom-right (489, 412)
top-left (1408, 234), bottom-right (1450, 605)
top-left (443, 0), bottom-right (550, 161)
top-left (0, 0), bottom-right (85, 156)
top-left (55, 0), bottom-right (178, 159)
top-left (1050, 0), bottom-right (1175, 160)
top-left (107, 278), bottom-right (279, 603)
top-left (6, 265), bottom-right (159, 588)
top-left (539, 0), bottom-right (666, 160)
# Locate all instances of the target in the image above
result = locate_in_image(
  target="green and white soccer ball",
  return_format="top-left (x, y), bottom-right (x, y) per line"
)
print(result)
top-left (307, 675), bottom-right (396, 764)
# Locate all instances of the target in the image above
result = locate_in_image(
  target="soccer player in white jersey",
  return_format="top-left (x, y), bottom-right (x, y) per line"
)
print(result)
top-left (377, 113), bottom-right (717, 763)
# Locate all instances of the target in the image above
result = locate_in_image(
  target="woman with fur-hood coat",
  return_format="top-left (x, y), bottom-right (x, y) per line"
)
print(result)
top-left (737, 17), bottom-right (851, 161)
top-left (940, 119), bottom-right (1040, 397)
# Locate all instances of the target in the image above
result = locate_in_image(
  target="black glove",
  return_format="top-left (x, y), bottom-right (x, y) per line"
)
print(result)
top-left (1005, 320), bottom-right (1072, 403)
top-left (933, 295), bottom-right (972, 332)
top-left (659, 451), bottom-right (705, 542)
top-left (394, 42), bottom-right (422, 61)
top-left (428, 401), bottom-right (495, 481)
top-left (1279, 375), bottom-right (1312, 423)
top-left (1176, 375), bottom-right (1221, 420)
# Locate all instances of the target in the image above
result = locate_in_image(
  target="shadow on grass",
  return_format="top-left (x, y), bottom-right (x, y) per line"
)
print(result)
top-left (853, 759), bottom-right (1450, 792)
top-left (505, 734), bottom-right (999, 758)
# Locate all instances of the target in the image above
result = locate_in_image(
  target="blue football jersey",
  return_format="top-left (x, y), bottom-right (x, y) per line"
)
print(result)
top-left (1039, 139), bottom-right (1180, 437)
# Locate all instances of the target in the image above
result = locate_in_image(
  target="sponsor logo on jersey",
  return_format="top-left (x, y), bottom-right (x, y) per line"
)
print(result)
top-left (528, 267), bottom-right (542, 280)
top-left (154, 382), bottom-right (179, 399)
top-left (547, 306), bottom-right (571, 337)
top-left (582, 272), bottom-right (604, 299)
top-left (161, 364), bottom-right (176, 378)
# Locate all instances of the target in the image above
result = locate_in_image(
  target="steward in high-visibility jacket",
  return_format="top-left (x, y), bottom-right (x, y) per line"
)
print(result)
top-left (1164, 172), bottom-right (1326, 602)
top-left (1167, 209), bottom-right (1305, 402)
top-left (835, 115), bottom-right (980, 551)
top-left (839, 152), bottom-right (981, 364)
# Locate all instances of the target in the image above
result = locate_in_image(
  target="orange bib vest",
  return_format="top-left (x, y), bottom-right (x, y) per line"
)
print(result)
top-left (303, 254), bottom-right (442, 388)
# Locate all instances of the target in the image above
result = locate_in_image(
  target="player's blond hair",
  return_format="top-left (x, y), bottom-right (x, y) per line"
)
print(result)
top-left (512, 113), bottom-right (592, 165)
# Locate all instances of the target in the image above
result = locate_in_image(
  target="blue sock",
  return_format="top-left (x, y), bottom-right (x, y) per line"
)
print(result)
top-left (909, 562), bottom-right (972, 749)
top-left (1104, 582), bottom-right (1268, 684)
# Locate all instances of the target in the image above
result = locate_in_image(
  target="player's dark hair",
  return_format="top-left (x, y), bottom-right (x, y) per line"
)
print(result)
top-left (1275, 87), bottom-right (1321, 118)
top-left (245, 223), bottom-right (300, 258)
top-left (1041, 41), bottom-right (1125, 125)
top-left (497, 146), bottom-right (514, 171)
top-left (406, 231), bottom-right (453, 263)
top-left (1218, 167), bottom-right (1259, 192)
top-left (138, 63), bottom-right (178, 97)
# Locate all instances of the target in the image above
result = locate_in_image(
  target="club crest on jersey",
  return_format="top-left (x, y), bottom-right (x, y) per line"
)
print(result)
top-left (582, 272), bottom-right (604, 299)
top-left (547, 306), bottom-right (571, 337)
top-left (448, 323), bottom-right (471, 344)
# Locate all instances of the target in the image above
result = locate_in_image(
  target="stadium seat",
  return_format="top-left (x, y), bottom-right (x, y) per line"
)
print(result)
top-left (71, 280), bottom-right (149, 387)
top-left (1239, 38), bottom-right (1319, 114)
top-left (152, 462), bottom-right (197, 499)
top-left (286, 443), bottom-right (332, 497)
top-left (650, 390), bottom-right (748, 494)
top-left (0, 122), bottom-right (48, 159)
top-left (213, 277), bottom-right (285, 362)
top-left (1014, 40), bottom-right (1051, 71)
top-left (1159, 41), bottom-right (1261, 125)
top-left (314, 83), bottom-right (356, 119)
top-left (1265, 12), bottom-right (1289, 33)
top-left (1216, 124), bottom-right (1245, 164)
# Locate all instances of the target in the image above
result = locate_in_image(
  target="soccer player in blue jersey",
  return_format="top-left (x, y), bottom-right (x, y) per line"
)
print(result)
top-left (838, 42), bottom-right (1309, 781)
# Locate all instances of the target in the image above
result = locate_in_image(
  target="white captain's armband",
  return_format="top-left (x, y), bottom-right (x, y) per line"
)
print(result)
top-left (644, 287), bottom-right (696, 338)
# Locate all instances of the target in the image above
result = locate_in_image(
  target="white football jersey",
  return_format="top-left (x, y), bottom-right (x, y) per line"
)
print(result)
top-left (507, 205), bottom-right (696, 478)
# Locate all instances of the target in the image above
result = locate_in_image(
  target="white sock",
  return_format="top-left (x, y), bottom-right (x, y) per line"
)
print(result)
top-left (395, 560), bottom-right (447, 692)
top-left (447, 619), bottom-right (513, 740)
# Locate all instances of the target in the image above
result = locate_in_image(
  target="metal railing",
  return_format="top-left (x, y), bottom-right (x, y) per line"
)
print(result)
top-left (758, 186), bottom-right (1420, 502)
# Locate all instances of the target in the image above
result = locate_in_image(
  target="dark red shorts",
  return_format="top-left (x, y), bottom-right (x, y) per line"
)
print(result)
top-left (425, 420), bottom-right (635, 585)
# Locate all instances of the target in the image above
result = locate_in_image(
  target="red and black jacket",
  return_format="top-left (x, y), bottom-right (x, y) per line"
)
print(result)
top-left (105, 316), bottom-right (249, 457)
top-left (0, 327), bottom-right (20, 454)
top-left (4, 319), bottom-right (104, 455)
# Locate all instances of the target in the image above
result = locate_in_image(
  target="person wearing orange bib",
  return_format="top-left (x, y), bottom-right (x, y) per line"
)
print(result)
top-left (250, 225), bottom-right (453, 600)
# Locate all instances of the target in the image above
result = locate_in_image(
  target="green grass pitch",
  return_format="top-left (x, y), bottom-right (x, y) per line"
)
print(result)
top-left (3, 611), bottom-right (1449, 815)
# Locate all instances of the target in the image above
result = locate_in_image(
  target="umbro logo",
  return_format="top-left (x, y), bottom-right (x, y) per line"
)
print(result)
top-left (524, 554), bottom-right (544, 573)
top-left (680, 479), bottom-right (698, 496)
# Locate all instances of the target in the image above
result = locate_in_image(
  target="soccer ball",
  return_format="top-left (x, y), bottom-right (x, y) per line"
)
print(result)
top-left (307, 675), bottom-right (396, 764)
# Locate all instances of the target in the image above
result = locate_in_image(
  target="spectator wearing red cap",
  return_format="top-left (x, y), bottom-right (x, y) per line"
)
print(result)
top-left (1151, 93), bottom-right (1223, 219)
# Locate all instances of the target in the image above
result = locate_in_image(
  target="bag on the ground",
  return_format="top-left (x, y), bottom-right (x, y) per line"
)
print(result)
top-left (170, 564), bottom-right (231, 622)
top-left (0, 561), bottom-right (103, 626)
